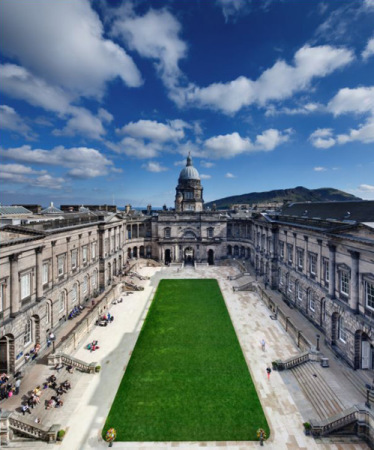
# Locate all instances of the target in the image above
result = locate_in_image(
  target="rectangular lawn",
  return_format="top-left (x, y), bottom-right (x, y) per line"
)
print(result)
top-left (103, 279), bottom-right (269, 441)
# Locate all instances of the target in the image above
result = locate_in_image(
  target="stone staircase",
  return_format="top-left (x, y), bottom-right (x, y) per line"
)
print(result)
top-left (291, 361), bottom-right (345, 419)
top-left (341, 367), bottom-right (371, 402)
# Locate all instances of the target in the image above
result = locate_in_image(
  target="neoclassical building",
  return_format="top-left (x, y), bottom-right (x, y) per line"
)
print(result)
top-left (1, 155), bottom-right (374, 374)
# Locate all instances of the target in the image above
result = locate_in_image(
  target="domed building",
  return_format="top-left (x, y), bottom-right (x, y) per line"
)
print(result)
top-left (175, 154), bottom-right (203, 212)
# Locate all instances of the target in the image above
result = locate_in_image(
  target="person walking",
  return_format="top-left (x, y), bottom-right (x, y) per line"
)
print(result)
top-left (266, 367), bottom-right (272, 380)
top-left (261, 339), bottom-right (266, 351)
top-left (22, 404), bottom-right (31, 415)
top-left (14, 378), bottom-right (21, 395)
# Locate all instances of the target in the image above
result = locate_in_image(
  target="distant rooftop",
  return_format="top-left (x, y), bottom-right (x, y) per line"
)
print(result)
top-left (281, 200), bottom-right (374, 223)
top-left (40, 202), bottom-right (63, 215)
top-left (0, 205), bottom-right (33, 216)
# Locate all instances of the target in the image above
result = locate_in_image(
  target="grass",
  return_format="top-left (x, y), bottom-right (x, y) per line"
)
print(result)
top-left (103, 279), bottom-right (269, 441)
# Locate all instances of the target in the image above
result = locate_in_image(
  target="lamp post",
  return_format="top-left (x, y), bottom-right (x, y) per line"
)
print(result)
top-left (316, 334), bottom-right (320, 352)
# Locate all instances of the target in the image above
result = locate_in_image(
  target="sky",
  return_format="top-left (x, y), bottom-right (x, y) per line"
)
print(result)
top-left (1, 0), bottom-right (374, 207)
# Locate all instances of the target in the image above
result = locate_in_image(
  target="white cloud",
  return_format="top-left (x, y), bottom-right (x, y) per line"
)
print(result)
top-left (225, 172), bottom-right (236, 178)
top-left (0, 145), bottom-right (115, 178)
top-left (362, 37), bottom-right (374, 60)
top-left (0, 0), bottom-right (142, 98)
top-left (309, 128), bottom-right (336, 148)
top-left (200, 174), bottom-right (211, 179)
top-left (32, 174), bottom-right (65, 189)
top-left (255, 128), bottom-right (290, 150)
top-left (0, 104), bottom-right (34, 139)
top-left (216, 0), bottom-right (249, 21)
top-left (142, 161), bottom-right (168, 173)
top-left (0, 163), bottom-right (64, 189)
top-left (112, 8), bottom-right (186, 92)
top-left (200, 161), bottom-right (215, 168)
top-left (174, 159), bottom-right (186, 167)
top-left (328, 86), bottom-right (374, 116)
top-left (359, 184), bottom-right (374, 192)
top-left (184, 45), bottom-right (353, 114)
top-left (364, 0), bottom-right (374, 9)
top-left (336, 118), bottom-right (374, 144)
top-left (117, 119), bottom-right (186, 142)
top-left (314, 166), bottom-right (327, 171)
top-left (265, 102), bottom-right (323, 116)
top-left (110, 137), bottom-right (161, 159)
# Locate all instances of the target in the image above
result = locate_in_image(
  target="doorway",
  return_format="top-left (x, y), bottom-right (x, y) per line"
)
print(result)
top-left (208, 249), bottom-right (214, 265)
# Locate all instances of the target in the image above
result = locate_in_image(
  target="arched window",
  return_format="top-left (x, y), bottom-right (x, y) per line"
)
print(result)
top-left (72, 284), bottom-right (77, 303)
top-left (24, 319), bottom-right (32, 346)
top-left (338, 316), bottom-right (347, 342)
top-left (59, 291), bottom-right (65, 312)
top-left (83, 276), bottom-right (88, 295)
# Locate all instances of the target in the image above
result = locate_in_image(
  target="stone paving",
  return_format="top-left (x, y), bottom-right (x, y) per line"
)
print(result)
top-left (3, 264), bottom-right (370, 449)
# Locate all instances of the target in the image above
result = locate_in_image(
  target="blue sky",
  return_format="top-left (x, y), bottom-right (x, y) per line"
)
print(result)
top-left (1, 0), bottom-right (374, 207)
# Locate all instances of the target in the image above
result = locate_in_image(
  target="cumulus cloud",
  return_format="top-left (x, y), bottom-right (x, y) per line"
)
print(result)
top-left (309, 128), bottom-right (336, 148)
top-left (359, 183), bottom-right (374, 192)
top-left (183, 45), bottom-right (353, 114)
top-left (142, 161), bottom-right (168, 172)
top-left (109, 137), bottom-right (161, 159)
top-left (200, 174), bottom-right (211, 179)
top-left (0, 163), bottom-right (64, 189)
top-left (0, 104), bottom-right (35, 139)
top-left (200, 161), bottom-right (215, 168)
top-left (225, 172), bottom-right (236, 178)
top-left (0, 145), bottom-right (116, 178)
top-left (336, 118), bottom-right (374, 144)
top-left (117, 119), bottom-right (187, 142)
top-left (265, 102), bottom-right (323, 117)
top-left (362, 37), bottom-right (374, 60)
top-left (203, 129), bottom-right (290, 158)
top-left (0, 0), bottom-right (142, 98)
top-left (112, 8), bottom-right (186, 92)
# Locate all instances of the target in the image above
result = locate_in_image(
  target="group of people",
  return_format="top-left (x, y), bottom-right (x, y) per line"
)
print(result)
top-left (95, 312), bottom-right (114, 327)
top-left (68, 304), bottom-right (85, 320)
top-left (86, 340), bottom-right (99, 351)
top-left (0, 373), bottom-right (19, 400)
top-left (45, 375), bottom-right (72, 409)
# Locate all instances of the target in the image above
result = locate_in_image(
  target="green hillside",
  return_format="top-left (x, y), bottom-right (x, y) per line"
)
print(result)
top-left (205, 186), bottom-right (361, 209)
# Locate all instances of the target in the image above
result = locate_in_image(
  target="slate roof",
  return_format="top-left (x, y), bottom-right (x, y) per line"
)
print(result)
top-left (0, 205), bottom-right (33, 215)
top-left (281, 201), bottom-right (374, 223)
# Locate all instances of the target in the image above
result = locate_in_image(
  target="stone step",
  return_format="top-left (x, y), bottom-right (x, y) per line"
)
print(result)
top-left (341, 366), bottom-right (368, 400)
top-left (291, 362), bottom-right (344, 420)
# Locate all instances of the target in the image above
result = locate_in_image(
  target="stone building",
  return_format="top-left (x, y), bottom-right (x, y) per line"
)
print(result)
top-left (1, 160), bottom-right (374, 374)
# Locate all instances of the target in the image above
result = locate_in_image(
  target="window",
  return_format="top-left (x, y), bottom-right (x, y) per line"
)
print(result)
top-left (58, 255), bottom-right (65, 276)
top-left (338, 316), bottom-right (347, 342)
top-left (279, 271), bottom-right (284, 285)
top-left (297, 249), bottom-right (304, 269)
top-left (366, 281), bottom-right (374, 310)
top-left (83, 276), bottom-right (88, 295)
top-left (72, 284), bottom-right (77, 303)
top-left (288, 279), bottom-right (293, 293)
top-left (279, 242), bottom-right (284, 259)
top-left (308, 291), bottom-right (315, 311)
top-left (184, 192), bottom-right (193, 200)
top-left (24, 319), bottom-right (32, 346)
top-left (42, 263), bottom-right (49, 284)
top-left (340, 271), bottom-right (349, 296)
top-left (59, 292), bottom-right (65, 312)
top-left (21, 273), bottom-right (31, 299)
top-left (71, 250), bottom-right (77, 270)
top-left (82, 246), bottom-right (88, 264)
top-left (309, 253), bottom-right (317, 275)
top-left (297, 283), bottom-right (303, 301)
top-left (287, 244), bottom-right (293, 263)
top-left (323, 259), bottom-right (329, 282)
top-left (45, 302), bottom-right (50, 325)
top-left (207, 228), bottom-right (214, 238)
top-left (92, 272), bottom-right (97, 289)
top-left (164, 228), bottom-right (171, 238)
top-left (91, 242), bottom-right (96, 259)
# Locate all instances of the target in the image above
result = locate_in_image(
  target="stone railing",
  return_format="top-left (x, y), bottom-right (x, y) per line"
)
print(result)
top-left (124, 281), bottom-right (144, 291)
top-left (228, 272), bottom-right (251, 280)
top-left (233, 281), bottom-right (256, 292)
top-left (310, 405), bottom-right (360, 436)
top-left (0, 411), bottom-right (60, 444)
top-left (273, 351), bottom-right (311, 371)
top-left (48, 352), bottom-right (97, 374)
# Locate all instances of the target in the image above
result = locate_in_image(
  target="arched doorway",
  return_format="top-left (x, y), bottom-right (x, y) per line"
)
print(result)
top-left (355, 330), bottom-right (373, 369)
top-left (227, 245), bottom-right (232, 257)
top-left (208, 249), bottom-right (214, 265)
top-left (184, 247), bottom-right (194, 264)
top-left (165, 249), bottom-right (172, 264)
top-left (127, 248), bottom-right (131, 259)
top-left (140, 246), bottom-right (145, 258)
top-left (133, 246), bottom-right (138, 258)
top-left (0, 334), bottom-right (15, 373)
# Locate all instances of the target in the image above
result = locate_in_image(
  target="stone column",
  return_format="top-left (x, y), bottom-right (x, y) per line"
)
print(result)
top-left (66, 237), bottom-right (71, 274)
top-left (349, 250), bottom-right (360, 312)
top-left (51, 241), bottom-right (57, 284)
top-left (35, 246), bottom-right (44, 302)
top-left (304, 236), bottom-right (308, 273)
top-left (9, 254), bottom-right (19, 316)
top-left (328, 244), bottom-right (336, 299)
top-left (293, 233), bottom-right (297, 265)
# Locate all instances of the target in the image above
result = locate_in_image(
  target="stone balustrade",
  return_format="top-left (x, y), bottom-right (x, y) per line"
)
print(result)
top-left (48, 352), bottom-right (97, 374)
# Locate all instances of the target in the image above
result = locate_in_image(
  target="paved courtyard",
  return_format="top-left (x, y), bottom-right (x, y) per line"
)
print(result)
top-left (4, 264), bottom-right (370, 449)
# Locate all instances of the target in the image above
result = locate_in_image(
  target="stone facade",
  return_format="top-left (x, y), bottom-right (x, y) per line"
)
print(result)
top-left (1, 173), bottom-right (374, 375)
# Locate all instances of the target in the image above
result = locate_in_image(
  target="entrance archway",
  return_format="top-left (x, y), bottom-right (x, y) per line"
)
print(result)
top-left (165, 249), bottom-right (172, 265)
top-left (0, 334), bottom-right (15, 374)
top-left (140, 246), bottom-right (145, 258)
top-left (355, 330), bottom-right (373, 369)
top-left (184, 247), bottom-right (194, 264)
top-left (208, 249), bottom-right (214, 265)
top-left (133, 246), bottom-right (138, 258)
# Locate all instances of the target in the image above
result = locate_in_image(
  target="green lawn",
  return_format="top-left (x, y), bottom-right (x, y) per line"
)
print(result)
top-left (103, 279), bottom-right (269, 441)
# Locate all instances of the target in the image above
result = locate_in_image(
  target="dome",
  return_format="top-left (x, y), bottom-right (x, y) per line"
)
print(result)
top-left (179, 154), bottom-right (200, 181)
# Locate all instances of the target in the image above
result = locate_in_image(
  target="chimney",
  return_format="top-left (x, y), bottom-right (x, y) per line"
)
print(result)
top-left (147, 204), bottom-right (152, 214)
top-left (125, 204), bottom-right (131, 214)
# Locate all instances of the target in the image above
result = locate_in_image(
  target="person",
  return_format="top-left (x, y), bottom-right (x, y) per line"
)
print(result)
top-left (27, 396), bottom-right (34, 409)
top-left (107, 312), bottom-right (111, 321)
top-left (266, 367), bottom-right (272, 380)
top-left (24, 353), bottom-right (30, 362)
top-left (49, 332), bottom-right (55, 341)
top-left (47, 339), bottom-right (52, 348)
top-left (66, 365), bottom-right (74, 374)
top-left (54, 363), bottom-right (63, 372)
top-left (261, 339), bottom-right (266, 351)
top-left (22, 404), bottom-right (31, 415)
top-left (49, 375), bottom-right (56, 383)
top-left (14, 378), bottom-right (21, 395)
top-left (34, 417), bottom-right (41, 424)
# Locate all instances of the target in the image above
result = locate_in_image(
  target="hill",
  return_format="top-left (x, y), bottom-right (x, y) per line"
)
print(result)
top-left (205, 186), bottom-right (361, 209)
